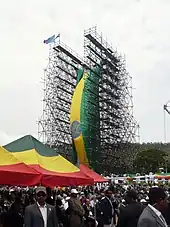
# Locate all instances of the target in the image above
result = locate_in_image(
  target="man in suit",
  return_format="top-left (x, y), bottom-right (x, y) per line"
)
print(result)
top-left (117, 190), bottom-right (144, 227)
top-left (24, 186), bottom-right (58, 227)
top-left (68, 189), bottom-right (85, 227)
top-left (138, 187), bottom-right (168, 227)
top-left (99, 189), bottom-right (116, 227)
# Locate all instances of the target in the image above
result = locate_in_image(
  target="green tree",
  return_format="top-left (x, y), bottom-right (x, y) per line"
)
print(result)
top-left (133, 149), bottom-right (167, 174)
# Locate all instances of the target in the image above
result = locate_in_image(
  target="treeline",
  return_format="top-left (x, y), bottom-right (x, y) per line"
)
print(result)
top-left (136, 142), bottom-right (170, 153)
top-left (50, 142), bottom-right (170, 174)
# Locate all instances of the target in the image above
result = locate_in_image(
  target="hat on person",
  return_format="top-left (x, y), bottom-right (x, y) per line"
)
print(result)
top-left (140, 199), bottom-right (147, 203)
top-left (36, 186), bottom-right (46, 195)
top-left (66, 197), bottom-right (70, 201)
top-left (71, 189), bottom-right (78, 194)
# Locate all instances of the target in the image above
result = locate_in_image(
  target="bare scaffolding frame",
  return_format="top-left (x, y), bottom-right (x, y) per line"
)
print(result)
top-left (38, 38), bottom-right (86, 160)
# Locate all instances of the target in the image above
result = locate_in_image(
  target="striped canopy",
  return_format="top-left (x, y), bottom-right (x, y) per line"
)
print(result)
top-left (0, 146), bottom-right (41, 186)
top-left (3, 135), bottom-right (93, 187)
top-left (80, 164), bottom-right (108, 183)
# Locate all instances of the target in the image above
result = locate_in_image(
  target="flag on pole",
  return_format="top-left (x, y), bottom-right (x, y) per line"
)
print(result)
top-left (43, 34), bottom-right (60, 44)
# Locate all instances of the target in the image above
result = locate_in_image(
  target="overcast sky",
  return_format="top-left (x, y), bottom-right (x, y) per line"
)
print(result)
top-left (0, 0), bottom-right (170, 144)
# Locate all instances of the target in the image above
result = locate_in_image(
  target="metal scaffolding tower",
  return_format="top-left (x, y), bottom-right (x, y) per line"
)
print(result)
top-left (83, 27), bottom-right (138, 172)
top-left (38, 27), bottom-right (139, 172)
top-left (38, 38), bottom-right (86, 160)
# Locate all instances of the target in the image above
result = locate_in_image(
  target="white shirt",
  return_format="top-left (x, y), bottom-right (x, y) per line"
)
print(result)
top-left (37, 203), bottom-right (47, 227)
top-left (63, 201), bottom-right (68, 210)
top-left (148, 204), bottom-right (168, 227)
top-left (90, 200), bottom-right (95, 208)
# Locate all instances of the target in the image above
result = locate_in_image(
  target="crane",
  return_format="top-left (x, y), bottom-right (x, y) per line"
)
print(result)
top-left (164, 101), bottom-right (170, 115)
top-left (163, 101), bottom-right (170, 142)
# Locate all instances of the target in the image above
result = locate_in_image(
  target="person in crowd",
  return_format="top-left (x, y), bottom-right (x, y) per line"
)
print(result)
top-left (24, 186), bottom-right (58, 227)
top-left (163, 195), bottom-right (170, 226)
top-left (0, 180), bottom-right (170, 227)
top-left (46, 187), bottom-right (55, 206)
top-left (0, 197), bottom-right (23, 227)
top-left (83, 198), bottom-right (96, 227)
top-left (55, 197), bottom-right (68, 227)
top-left (68, 188), bottom-right (85, 227)
top-left (140, 199), bottom-right (148, 206)
top-left (138, 187), bottom-right (168, 227)
top-left (117, 190), bottom-right (144, 227)
top-left (118, 199), bottom-right (126, 213)
top-left (95, 194), bottom-right (104, 227)
top-left (99, 189), bottom-right (116, 227)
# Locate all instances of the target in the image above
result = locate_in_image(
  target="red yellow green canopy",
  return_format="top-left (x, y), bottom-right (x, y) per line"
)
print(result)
top-left (80, 164), bottom-right (108, 183)
top-left (2, 135), bottom-right (93, 187)
top-left (0, 146), bottom-right (41, 186)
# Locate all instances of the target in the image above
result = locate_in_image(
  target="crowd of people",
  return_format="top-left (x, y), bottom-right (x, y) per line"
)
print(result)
top-left (0, 183), bottom-right (169, 227)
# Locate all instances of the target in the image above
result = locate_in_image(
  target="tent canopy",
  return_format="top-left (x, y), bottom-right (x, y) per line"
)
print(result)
top-left (4, 135), bottom-right (93, 187)
top-left (80, 164), bottom-right (108, 183)
top-left (4, 135), bottom-right (57, 156)
top-left (0, 146), bottom-right (40, 186)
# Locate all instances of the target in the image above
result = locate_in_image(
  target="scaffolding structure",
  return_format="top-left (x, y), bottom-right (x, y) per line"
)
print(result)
top-left (83, 27), bottom-right (139, 172)
top-left (38, 38), bottom-right (86, 160)
top-left (38, 27), bottom-right (139, 172)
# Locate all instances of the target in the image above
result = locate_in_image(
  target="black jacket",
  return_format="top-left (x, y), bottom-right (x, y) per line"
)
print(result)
top-left (0, 211), bottom-right (23, 227)
top-left (117, 202), bottom-right (144, 227)
top-left (99, 197), bottom-right (115, 225)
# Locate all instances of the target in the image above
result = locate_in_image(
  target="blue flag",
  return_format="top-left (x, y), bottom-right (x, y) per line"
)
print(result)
top-left (43, 34), bottom-right (60, 44)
